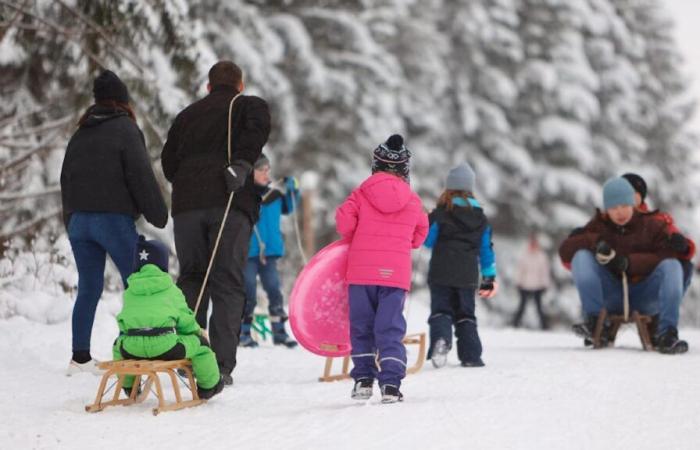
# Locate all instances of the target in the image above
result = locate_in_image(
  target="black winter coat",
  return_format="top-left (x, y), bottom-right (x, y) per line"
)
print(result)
top-left (428, 205), bottom-right (488, 289)
top-left (60, 105), bottom-right (168, 229)
top-left (161, 85), bottom-right (271, 222)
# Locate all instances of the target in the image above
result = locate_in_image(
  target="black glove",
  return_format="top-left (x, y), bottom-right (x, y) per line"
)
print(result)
top-left (569, 227), bottom-right (585, 237)
top-left (669, 233), bottom-right (689, 254)
top-left (607, 254), bottom-right (629, 275)
top-left (479, 276), bottom-right (495, 291)
top-left (224, 160), bottom-right (253, 193)
top-left (595, 240), bottom-right (612, 257)
top-left (596, 240), bottom-right (628, 275)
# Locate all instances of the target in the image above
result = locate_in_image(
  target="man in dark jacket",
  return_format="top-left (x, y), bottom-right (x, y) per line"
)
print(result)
top-left (161, 61), bottom-right (271, 384)
top-left (559, 177), bottom-right (688, 354)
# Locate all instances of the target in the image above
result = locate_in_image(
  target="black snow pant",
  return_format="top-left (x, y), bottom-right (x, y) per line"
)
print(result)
top-left (174, 206), bottom-right (252, 376)
top-left (512, 288), bottom-right (548, 330)
top-left (427, 284), bottom-right (482, 364)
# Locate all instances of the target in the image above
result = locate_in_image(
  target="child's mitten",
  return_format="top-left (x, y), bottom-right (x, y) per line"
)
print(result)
top-left (478, 277), bottom-right (498, 299)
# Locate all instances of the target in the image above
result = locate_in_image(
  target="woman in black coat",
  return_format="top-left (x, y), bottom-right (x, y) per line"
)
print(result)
top-left (61, 70), bottom-right (168, 375)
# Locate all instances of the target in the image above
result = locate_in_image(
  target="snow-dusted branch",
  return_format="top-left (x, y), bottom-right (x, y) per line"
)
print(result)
top-left (0, 0), bottom-right (110, 68)
top-left (0, 129), bottom-right (63, 174)
top-left (0, 207), bottom-right (62, 242)
top-left (0, 115), bottom-right (73, 143)
top-left (0, 186), bottom-right (60, 201)
top-left (53, 0), bottom-right (145, 73)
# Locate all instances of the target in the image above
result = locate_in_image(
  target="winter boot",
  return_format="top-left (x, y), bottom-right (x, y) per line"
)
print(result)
top-left (239, 323), bottom-right (259, 348)
top-left (272, 322), bottom-right (298, 348)
top-left (380, 384), bottom-right (404, 404)
top-left (123, 384), bottom-right (142, 398)
top-left (198, 376), bottom-right (225, 400)
top-left (221, 373), bottom-right (233, 387)
top-left (430, 338), bottom-right (449, 369)
top-left (572, 314), bottom-right (610, 347)
top-left (351, 378), bottom-right (374, 400)
top-left (655, 327), bottom-right (688, 355)
top-left (460, 358), bottom-right (485, 367)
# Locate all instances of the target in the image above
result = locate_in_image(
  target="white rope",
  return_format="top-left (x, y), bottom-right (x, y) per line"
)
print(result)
top-left (193, 93), bottom-right (240, 315)
top-left (289, 190), bottom-right (308, 264)
top-left (595, 249), bottom-right (629, 321)
top-left (253, 224), bottom-right (267, 265)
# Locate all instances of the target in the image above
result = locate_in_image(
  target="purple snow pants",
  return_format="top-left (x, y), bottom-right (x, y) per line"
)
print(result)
top-left (348, 284), bottom-right (407, 388)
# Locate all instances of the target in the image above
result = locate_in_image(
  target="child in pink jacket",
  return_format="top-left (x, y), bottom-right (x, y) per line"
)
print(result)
top-left (335, 134), bottom-right (428, 403)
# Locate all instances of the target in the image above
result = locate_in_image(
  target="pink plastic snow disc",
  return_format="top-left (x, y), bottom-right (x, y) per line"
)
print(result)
top-left (289, 240), bottom-right (351, 357)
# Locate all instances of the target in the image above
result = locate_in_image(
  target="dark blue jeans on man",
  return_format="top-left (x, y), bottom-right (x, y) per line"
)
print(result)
top-left (349, 285), bottom-right (407, 388)
top-left (571, 250), bottom-right (683, 335)
top-left (68, 212), bottom-right (138, 353)
top-left (428, 284), bottom-right (482, 363)
top-left (243, 256), bottom-right (286, 319)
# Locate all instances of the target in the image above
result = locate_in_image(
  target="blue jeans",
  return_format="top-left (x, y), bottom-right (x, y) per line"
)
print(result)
top-left (428, 284), bottom-right (482, 363)
top-left (68, 212), bottom-right (138, 352)
top-left (571, 250), bottom-right (683, 334)
top-left (349, 285), bottom-right (407, 388)
top-left (243, 256), bottom-right (286, 320)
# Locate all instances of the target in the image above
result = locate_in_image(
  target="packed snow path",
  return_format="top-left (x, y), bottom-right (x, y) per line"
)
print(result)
top-left (1, 299), bottom-right (699, 450)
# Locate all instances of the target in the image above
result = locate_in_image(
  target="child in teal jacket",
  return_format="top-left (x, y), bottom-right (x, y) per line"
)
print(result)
top-left (112, 237), bottom-right (223, 399)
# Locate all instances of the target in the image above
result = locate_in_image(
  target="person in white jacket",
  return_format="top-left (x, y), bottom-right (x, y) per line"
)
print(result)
top-left (512, 233), bottom-right (551, 329)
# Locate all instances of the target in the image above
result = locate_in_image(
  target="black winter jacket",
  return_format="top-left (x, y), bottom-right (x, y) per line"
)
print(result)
top-left (60, 105), bottom-right (168, 229)
top-left (161, 85), bottom-right (271, 222)
top-left (428, 205), bottom-right (488, 289)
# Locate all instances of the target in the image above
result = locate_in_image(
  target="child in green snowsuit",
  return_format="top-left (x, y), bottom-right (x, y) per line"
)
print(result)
top-left (112, 237), bottom-right (223, 399)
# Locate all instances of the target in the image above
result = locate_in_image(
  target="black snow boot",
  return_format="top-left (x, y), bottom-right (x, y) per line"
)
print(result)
top-left (221, 373), bottom-right (233, 386)
top-left (380, 385), bottom-right (404, 404)
top-left (656, 327), bottom-right (688, 355)
top-left (573, 314), bottom-right (610, 347)
top-left (272, 322), bottom-right (298, 348)
top-left (351, 378), bottom-right (374, 400)
top-left (123, 384), bottom-right (142, 398)
top-left (198, 376), bottom-right (225, 400)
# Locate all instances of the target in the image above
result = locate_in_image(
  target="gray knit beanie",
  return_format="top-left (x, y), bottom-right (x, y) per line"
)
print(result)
top-left (445, 162), bottom-right (475, 192)
top-left (254, 153), bottom-right (270, 170)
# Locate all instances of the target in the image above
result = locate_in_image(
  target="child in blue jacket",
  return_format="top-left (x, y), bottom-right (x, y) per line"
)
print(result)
top-left (424, 163), bottom-right (498, 368)
top-left (241, 153), bottom-right (300, 348)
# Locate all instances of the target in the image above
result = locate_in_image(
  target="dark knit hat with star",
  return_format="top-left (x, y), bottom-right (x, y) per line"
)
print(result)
top-left (133, 236), bottom-right (169, 273)
top-left (372, 134), bottom-right (411, 180)
top-left (93, 70), bottom-right (129, 104)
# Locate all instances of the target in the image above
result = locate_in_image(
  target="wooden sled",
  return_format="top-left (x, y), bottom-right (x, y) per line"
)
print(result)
top-left (592, 308), bottom-right (654, 351)
top-left (319, 332), bottom-right (427, 382)
top-left (85, 359), bottom-right (205, 416)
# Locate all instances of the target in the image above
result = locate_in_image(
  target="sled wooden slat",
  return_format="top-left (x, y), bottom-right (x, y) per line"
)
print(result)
top-left (319, 332), bottom-right (427, 382)
top-left (592, 308), bottom-right (654, 351)
top-left (85, 359), bottom-right (205, 415)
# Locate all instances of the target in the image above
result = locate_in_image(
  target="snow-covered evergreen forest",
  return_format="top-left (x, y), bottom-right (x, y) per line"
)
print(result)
top-left (1, 0), bottom-right (699, 326)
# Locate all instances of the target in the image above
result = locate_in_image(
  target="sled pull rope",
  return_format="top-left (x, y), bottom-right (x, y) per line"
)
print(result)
top-left (193, 94), bottom-right (240, 315)
top-left (289, 191), bottom-right (308, 264)
top-left (595, 249), bottom-right (629, 321)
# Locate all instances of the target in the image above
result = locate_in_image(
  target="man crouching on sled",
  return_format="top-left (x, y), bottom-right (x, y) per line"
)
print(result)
top-left (559, 177), bottom-right (688, 354)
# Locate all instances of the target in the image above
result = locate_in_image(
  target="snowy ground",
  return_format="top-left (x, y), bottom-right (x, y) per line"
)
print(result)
top-left (1, 294), bottom-right (699, 450)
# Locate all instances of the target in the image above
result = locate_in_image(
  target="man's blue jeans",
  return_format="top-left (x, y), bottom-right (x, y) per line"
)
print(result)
top-left (571, 250), bottom-right (683, 334)
top-left (68, 212), bottom-right (138, 352)
top-left (243, 256), bottom-right (286, 320)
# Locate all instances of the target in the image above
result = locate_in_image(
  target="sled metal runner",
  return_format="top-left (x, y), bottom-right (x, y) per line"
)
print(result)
top-left (85, 359), bottom-right (205, 415)
top-left (319, 332), bottom-right (427, 382)
top-left (592, 308), bottom-right (654, 351)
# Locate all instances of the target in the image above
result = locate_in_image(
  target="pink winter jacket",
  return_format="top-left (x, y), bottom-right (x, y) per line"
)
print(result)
top-left (335, 172), bottom-right (429, 290)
